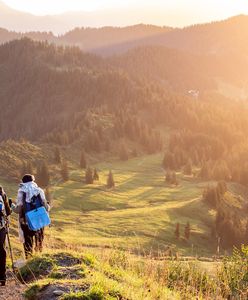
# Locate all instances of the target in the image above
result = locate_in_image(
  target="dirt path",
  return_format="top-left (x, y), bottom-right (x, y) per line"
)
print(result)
top-left (0, 271), bottom-right (25, 300)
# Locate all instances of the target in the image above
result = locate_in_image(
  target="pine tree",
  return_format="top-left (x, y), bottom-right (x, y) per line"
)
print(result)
top-left (80, 150), bottom-right (87, 169)
top-left (85, 167), bottom-right (93, 184)
top-left (37, 161), bottom-right (50, 188)
top-left (165, 171), bottom-right (171, 183)
top-left (184, 160), bottom-right (192, 175)
top-left (54, 146), bottom-right (62, 164)
top-left (119, 144), bottom-right (128, 161)
top-left (175, 223), bottom-right (180, 239)
top-left (184, 222), bottom-right (191, 240)
top-left (93, 168), bottom-right (99, 181)
top-left (171, 172), bottom-right (178, 185)
top-left (61, 160), bottom-right (69, 182)
top-left (107, 170), bottom-right (115, 188)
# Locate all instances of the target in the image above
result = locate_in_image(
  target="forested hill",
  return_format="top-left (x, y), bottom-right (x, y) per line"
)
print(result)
top-left (0, 38), bottom-right (164, 151)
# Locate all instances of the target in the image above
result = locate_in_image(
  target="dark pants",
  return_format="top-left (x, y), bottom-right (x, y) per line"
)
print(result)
top-left (21, 225), bottom-right (44, 258)
top-left (0, 227), bottom-right (6, 282)
top-left (35, 228), bottom-right (44, 252)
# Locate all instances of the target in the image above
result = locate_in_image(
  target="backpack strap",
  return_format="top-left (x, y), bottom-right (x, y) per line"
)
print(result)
top-left (20, 192), bottom-right (27, 225)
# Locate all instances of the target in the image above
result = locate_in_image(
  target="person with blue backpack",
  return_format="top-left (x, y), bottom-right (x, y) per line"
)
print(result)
top-left (0, 187), bottom-right (11, 286)
top-left (12, 174), bottom-right (50, 258)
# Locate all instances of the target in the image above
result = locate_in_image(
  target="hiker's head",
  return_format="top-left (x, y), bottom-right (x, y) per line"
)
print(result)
top-left (22, 174), bottom-right (35, 183)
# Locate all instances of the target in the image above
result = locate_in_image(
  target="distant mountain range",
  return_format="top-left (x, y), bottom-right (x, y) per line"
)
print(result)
top-left (0, 9), bottom-right (247, 58)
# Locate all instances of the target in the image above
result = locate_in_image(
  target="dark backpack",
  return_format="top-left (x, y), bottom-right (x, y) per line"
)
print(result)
top-left (21, 193), bottom-right (43, 225)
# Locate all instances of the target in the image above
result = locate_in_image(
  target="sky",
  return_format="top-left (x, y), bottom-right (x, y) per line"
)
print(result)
top-left (2, 0), bottom-right (248, 28)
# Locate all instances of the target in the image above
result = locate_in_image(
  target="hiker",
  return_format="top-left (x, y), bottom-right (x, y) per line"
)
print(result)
top-left (0, 187), bottom-right (11, 286)
top-left (12, 174), bottom-right (50, 258)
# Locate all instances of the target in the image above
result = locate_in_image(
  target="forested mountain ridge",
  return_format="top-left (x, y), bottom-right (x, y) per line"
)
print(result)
top-left (0, 15), bottom-right (248, 57)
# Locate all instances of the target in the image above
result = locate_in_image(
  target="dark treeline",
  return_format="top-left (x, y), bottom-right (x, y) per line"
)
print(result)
top-left (202, 182), bottom-right (248, 249)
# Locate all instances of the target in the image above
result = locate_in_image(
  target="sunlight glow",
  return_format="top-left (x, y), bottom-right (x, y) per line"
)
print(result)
top-left (2, 0), bottom-right (248, 27)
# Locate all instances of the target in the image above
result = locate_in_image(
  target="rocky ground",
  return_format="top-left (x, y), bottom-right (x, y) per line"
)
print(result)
top-left (0, 271), bottom-right (25, 300)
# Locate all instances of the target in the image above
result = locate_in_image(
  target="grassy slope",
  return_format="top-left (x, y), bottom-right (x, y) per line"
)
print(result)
top-left (46, 154), bottom-right (216, 256)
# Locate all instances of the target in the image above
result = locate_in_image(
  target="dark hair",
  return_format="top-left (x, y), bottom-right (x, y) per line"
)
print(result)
top-left (22, 174), bottom-right (35, 183)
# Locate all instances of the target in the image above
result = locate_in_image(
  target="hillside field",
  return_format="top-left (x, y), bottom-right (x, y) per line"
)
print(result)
top-left (45, 154), bottom-right (217, 257)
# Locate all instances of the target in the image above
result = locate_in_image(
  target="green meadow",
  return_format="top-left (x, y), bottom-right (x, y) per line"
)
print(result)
top-left (44, 154), bottom-right (216, 256)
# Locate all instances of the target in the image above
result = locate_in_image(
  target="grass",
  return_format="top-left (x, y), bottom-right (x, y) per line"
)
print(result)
top-left (47, 154), bottom-right (216, 256)
top-left (2, 152), bottom-right (246, 260)
top-left (22, 250), bottom-right (179, 300)
top-left (21, 247), bottom-right (248, 299)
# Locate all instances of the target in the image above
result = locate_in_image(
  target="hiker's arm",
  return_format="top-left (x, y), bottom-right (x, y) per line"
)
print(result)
top-left (3, 194), bottom-right (11, 216)
top-left (40, 189), bottom-right (50, 211)
top-left (11, 191), bottom-right (23, 213)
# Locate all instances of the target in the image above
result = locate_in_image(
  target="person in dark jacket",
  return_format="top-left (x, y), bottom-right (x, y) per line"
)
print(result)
top-left (0, 186), bottom-right (11, 286)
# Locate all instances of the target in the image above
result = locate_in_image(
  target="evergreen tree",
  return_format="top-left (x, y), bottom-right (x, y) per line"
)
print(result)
top-left (54, 146), bottom-right (62, 164)
top-left (107, 170), bottom-right (115, 188)
top-left (184, 222), bottom-right (191, 240)
top-left (175, 223), bottom-right (180, 239)
top-left (171, 172), bottom-right (178, 185)
top-left (37, 161), bottom-right (50, 188)
top-left (184, 160), bottom-right (192, 175)
top-left (61, 160), bottom-right (69, 182)
top-left (119, 144), bottom-right (128, 161)
top-left (85, 167), bottom-right (93, 184)
top-left (199, 162), bottom-right (210, 179)
top-left (165, 170), bottom-right (172, 183)
top-left (80, 150), bottom-right (87, 169)
top-left (93, 168), bottom-right (99, 181)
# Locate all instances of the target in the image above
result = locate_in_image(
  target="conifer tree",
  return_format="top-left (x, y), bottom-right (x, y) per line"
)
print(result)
top-left (165, 171), bottom-right (171, 183)
top-left (119, 144), bottom-right (128, 161)
top-left (80, 150), bottom-right (87, 169)
top-left (107, 170), bottom-right (115, 188)
top-left (184, 160), bottom-right (192, 175)
top-left (175, 223), bottom-right (180, 239)
top-left (61, 160), bottom-right (69, 182)
top-left (54, 146), bottom-right (62, 164)
top-left (184, 222), bottom-right (191, 240)
top-left (171, 172), bottom-right (178, 185)
top-left (85, 167), bottom-right (93, 184)
top-left (37, 161), bottom-right (50, 187)
top-left (93, 168), bottom-right (99, 181)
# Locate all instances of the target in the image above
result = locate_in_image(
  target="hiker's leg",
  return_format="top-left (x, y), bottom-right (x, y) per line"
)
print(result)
top-left (38, 228), bottom-right (44, 252)
top-left (34, 229), bottom-right (44, 253)
top-left (0, 228), bottom-right (7, 283)
top-left (21, 225), bottom-right (34, 258)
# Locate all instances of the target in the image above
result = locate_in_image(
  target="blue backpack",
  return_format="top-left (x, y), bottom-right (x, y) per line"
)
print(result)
top-left (23, 193), bottom-right (51, 231)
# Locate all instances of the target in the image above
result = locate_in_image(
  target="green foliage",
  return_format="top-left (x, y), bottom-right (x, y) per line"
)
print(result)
top-left (93, 168), bottom-right (99, 181)
top-left (80, 150), bottom-right (87, 169)
top-left (36, 160), bottom-right (50, 188)
top-left (175, 223), bottom-right (180, 239)
top-left (24, 283), bottom-right (41, 300)
top-left (106, 170), bottom-right (115, 188)
top-left (19, 256), bottom-right (54, 282)
top-left (85, 167), bottom-right (93, 184)
top-left (61, 160), bottom-right (69, 182)
top-left (54, 147), bottom-right (62, 164)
